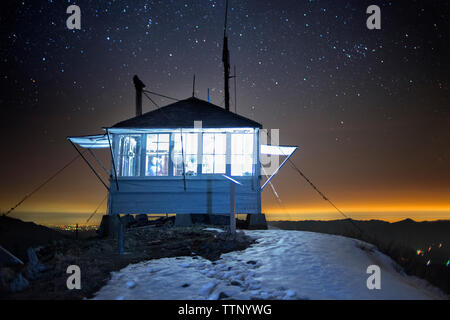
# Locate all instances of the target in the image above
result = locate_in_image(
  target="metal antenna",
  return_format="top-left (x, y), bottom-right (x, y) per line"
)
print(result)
top-left (222, 0), bottom-right (231, 111)
top-left (224, 0), bottom-right (229, 36)
top-left (234, 65), bottom-right (237, 113)
top-left (192, 74), bottom-right (196, 97)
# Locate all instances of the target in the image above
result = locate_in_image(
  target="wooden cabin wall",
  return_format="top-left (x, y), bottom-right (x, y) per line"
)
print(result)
top-left (107, 177), bottom-right (260, 215)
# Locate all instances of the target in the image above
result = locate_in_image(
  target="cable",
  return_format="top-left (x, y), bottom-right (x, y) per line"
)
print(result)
top-left (85, 194), bottom-right (108, 225)
top-left (286, 157), bottom-right (364, 236)
top-left (143, 91), bottom-right (160, 109)
top-left (142, 90), bottom-right (180, 102)
top-left (4, 153), bottom-right (82, 217)
top-left (263, 130), bottom-right (364, 236)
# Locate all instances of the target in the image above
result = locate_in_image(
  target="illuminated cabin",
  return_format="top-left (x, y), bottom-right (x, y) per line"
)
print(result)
top-left (106, 96), bottom-right (262, 216)
top-left (68, 92), bottom-right (297, 225)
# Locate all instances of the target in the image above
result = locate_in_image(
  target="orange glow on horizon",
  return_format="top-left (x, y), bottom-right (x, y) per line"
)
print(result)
top-left (8, 201), bottom-right (450, 226)
top-left (263, 203), bottom-right (450, 222)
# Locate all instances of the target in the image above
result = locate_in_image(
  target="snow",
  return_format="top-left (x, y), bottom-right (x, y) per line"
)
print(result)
top-left (203, 227), bottom-right (225, 233)
top-left (92, 230), bottom-right (448, 300)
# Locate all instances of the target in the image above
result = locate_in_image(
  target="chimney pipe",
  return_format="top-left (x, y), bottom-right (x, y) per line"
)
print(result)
top-left (133, 75), bottom-right (146, 117)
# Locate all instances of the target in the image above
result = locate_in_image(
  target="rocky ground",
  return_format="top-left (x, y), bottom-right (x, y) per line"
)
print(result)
top-left (0, 216), bottom-right (254, 300)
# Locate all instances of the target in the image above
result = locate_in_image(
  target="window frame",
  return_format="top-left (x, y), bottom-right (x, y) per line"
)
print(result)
top-left (231, 132), bottom-right (255, 176)
top-left (116, 134), bottom-right (142, 177)
top-left (144, 133), bottom-right (170, 177)
top-left (112, 128), bottom-right (257, 179)
top-left (201, 132), bottom-right (227, 175)
top-left (172, 132), bottom-right (199, 177)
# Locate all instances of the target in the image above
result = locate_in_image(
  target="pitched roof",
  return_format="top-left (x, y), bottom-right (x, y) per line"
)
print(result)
top-left (111, 97), bottom-right (262, 129)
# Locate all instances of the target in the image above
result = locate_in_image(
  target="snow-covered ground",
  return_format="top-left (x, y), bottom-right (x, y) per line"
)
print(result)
top-left (92, 230), bottom-right (448, 300)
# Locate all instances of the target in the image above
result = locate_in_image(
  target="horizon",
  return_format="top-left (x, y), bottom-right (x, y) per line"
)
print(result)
top-left (7, 207), bottom-right (450, 227)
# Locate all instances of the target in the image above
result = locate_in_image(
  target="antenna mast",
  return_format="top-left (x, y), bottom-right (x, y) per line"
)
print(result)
top-left (222, 0), bottom-right (231, 112)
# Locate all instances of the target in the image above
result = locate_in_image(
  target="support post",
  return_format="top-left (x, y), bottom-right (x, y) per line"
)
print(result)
top-left (230, 182), bottom-right (236, 234)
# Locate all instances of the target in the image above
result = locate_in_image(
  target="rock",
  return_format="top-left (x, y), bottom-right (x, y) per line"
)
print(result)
top-left (246, 214), bottom-right (268, 230)
top-left (191, 214), bottom-right (210, 224)
top-left (236, 218), bottom-right (247, 229)
top-left (120, 215), bottom-right (136, 228)
top-left (0, 268), bottom-right (29, 293)
top-left (26, 248), bottom-right (46, 280)
top-left (97, 215), bottom-right (121, 238)
top-left (149, 216), bottom-right (175, 227)
top-left (0, 267), bottom-right (15, 291)
top-left (209, 214), bottom-right (229, 226)
top-left (135, 214), bottom-right (148, 226)
top-left (174, 214), bottom-right (193, 227)
top-left (9, 273), bottom-right (29, 293)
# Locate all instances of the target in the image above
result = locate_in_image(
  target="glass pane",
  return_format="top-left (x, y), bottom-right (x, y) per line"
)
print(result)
top-left (147, 134), bottom-right (158, 152)
top-left (214, 155), bottom-right (226, 173)
top-left (232, 134), bottom-right (243, 154)
top-left (243, 134), bottom-right (254, 154)
top-left (146, 155), bottom-right (157, 176)
top-left (159, 154), bottom-right (169, 176)
top-left (185, 134), bottom-right (198, 154)
top-left (159, 142), bottom-right (169, 152)
top-left (215, 134), bottom-right (227, 154)
top-left (173, 134), bottom-right (181, 153)
top-left (119, 136), bottom-right (140, 176)
top-left (185, 155), bottom-right (197, 176)
top-left (203, 134), bottom-right (215, 154)
top-left (148, 154), bottom-right (168, 176)
top-left (173, 154), bottom-right (183, 176)
top-left (202, 155), bottom-right (214, 174)
top-left (159, 134), bottom-right (170, 143)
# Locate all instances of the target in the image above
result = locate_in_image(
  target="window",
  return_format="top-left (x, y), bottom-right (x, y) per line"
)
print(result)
top-left (202, 133), bottom-right (226, 174)
top-left (173, 133), bottom-right (198, 176)
top-left (231, 133), bottom-right (254, 176)
top-left (145, 134), bottom-right (169, 176)
top-left (118, 135), bottom-right (141, 176)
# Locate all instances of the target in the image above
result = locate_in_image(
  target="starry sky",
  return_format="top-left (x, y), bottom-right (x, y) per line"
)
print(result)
top-left (1, 0), bottom-right (449, 225)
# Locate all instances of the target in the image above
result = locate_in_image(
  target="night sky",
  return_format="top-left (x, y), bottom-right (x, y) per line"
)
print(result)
top-left (1, 0), bottom-right (449, 225)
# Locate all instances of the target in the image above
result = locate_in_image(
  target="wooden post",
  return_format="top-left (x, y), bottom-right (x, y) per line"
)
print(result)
top-left (230, 182), bottom-right (236, 234)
